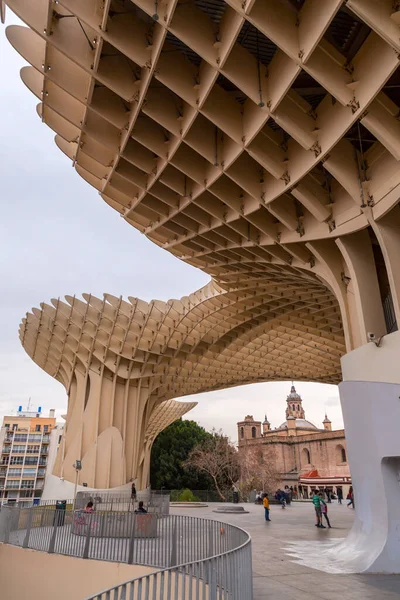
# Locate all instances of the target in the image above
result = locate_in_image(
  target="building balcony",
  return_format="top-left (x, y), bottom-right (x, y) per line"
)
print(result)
top-left (1, 448), bottom-right (10, 454)
top-left (28, 435), bottom-right (43, 442)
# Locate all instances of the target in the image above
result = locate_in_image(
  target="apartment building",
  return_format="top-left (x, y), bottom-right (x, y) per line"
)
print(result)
top-left (0, 407), bottom-right (58, 504)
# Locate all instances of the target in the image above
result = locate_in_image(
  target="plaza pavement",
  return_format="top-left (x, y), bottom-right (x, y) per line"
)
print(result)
top-left (170, 501), bottom-right (400, 600)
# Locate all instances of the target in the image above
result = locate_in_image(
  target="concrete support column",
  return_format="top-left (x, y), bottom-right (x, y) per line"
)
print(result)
top-left (370, 206), bottom-right (400, 325)
top-left (336, 229), bottom-right (387, 345)
top-left (338, 330), bottom-right (400, 572)
top-left (52, 367), bottom-right (152, 490)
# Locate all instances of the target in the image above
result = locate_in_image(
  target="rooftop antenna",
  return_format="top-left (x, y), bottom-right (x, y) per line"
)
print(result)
top-left (26, 397), bottom-right (31, 412)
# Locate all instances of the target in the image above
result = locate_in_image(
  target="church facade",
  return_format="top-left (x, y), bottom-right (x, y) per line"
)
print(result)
top-left (237, 386), bottom-right (351, 499)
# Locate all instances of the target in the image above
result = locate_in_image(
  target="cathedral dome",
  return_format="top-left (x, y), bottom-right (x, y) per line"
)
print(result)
top-left (278, 418), bottom-right (318, 430)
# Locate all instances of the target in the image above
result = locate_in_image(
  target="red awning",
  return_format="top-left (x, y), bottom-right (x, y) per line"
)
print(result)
top-left (301, 469), bottom-right (319, 478)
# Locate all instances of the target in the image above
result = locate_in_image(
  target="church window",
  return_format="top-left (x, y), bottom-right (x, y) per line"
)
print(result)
top-left (292, 404), bottom-right (295, 411)
top-left (302, 448), bottom-right (311, 465)
top-left (251, 426), bottom-right (256, 438)
top-left (336, 444), bottom-right (347, 464)
top-left (240, 427), bottom-right (244, 439)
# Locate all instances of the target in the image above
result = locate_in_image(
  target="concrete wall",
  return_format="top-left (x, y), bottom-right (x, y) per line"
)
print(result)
top-left (0, 544), bottom-right (154, 599)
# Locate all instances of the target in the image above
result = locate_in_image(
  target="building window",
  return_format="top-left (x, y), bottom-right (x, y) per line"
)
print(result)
top-left (4, 424), bottom-right (9, 429)
top-left (43, 425), bottom-right (49, 433)
top-left (35, 425), bottom-right (41, 432)
top-left (251, 426), bottom-right (256, 438)
top-left (27, 445), bottom-right (40, 454)
top-left (12, 424), bottom-right (18, 431)
top-left (336, 445), bottom-right (347, 464)
top-left (302, 448), bottom-right (311, 466)
top-left (240, 427), bottom-right (244, 439)
top-left (21, 480), bottom-right (34, 489)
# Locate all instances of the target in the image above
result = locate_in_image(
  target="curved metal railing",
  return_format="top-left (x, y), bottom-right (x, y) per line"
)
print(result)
top-left (0, 505), bottom-right (253, 599)
top-left (86, 530), bottom-right (252, 600)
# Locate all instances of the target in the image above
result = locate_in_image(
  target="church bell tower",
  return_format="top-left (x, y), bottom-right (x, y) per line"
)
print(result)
top-left (285, 385), bottom-right (305, 419)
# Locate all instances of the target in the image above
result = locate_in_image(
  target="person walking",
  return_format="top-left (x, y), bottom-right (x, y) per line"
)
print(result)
top-left (263, 494), bottom-right (271, 521)
top-left (337, 487), bottom-right (343, 504)
top-left (319, 492), bottom-right (332, 528)
top-left (275, 489), bottom-right (286, 509)
top-left (347, 486), bottom-right (354, 508)
top-left (312, 490), bottom-right (325, 528)
top-left (131, 482), bottom-right (137, 507)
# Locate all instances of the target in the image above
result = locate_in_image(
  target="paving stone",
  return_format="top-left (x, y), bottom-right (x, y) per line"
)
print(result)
top-left (170, 502), bottom-right (400, 599)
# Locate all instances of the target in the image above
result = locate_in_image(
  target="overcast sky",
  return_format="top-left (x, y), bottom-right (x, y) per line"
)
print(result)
top-left (0, 13), bottom-right (344, 442)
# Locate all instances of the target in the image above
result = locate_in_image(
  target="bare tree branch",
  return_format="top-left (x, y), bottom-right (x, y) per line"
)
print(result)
top-left (238, 445), bottom-right (280, 499)
top-left (184, 429), bottom-right (240, 501)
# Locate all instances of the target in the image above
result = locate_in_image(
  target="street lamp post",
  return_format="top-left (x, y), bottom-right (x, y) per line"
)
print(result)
top-left (72, 460), bottom-right (82, 509)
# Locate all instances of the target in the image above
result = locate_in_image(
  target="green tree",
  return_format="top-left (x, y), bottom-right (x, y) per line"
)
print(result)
top-left (150, 419), bottom-right (214, 490)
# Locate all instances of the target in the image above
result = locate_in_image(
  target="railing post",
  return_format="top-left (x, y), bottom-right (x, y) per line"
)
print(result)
top-left (169, 523), bottom-right (177, 567)
top-left (209, 559), bottom-right (217, 600)
top-left (208, 521), bottom-right (214, 557)
top-left (23, 508), bottom-right (34, 548)
top-left (48, 512), bottom-right (59, 554)
top-left (1, 506), bottom-right (12, 543)
top-left (128, 513), bottom-right (136, 565)
top-left (40, 506), bottom-right (46, 527)
top-left (83, 514), bottom-right (92, 559)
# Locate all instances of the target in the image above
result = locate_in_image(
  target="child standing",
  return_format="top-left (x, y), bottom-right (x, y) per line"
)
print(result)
top-left (319, 492), bottom-right (332, 528)
top-left (263, 494), bottom-right (271, 521)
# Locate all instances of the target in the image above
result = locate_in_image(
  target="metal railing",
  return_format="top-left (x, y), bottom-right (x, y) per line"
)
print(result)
top-left (0, 505), bottom-right (252, 600)
top-left (88, 536), bottom-right (253, 600)
top-left (75, 490), bottom-right (170, 515)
